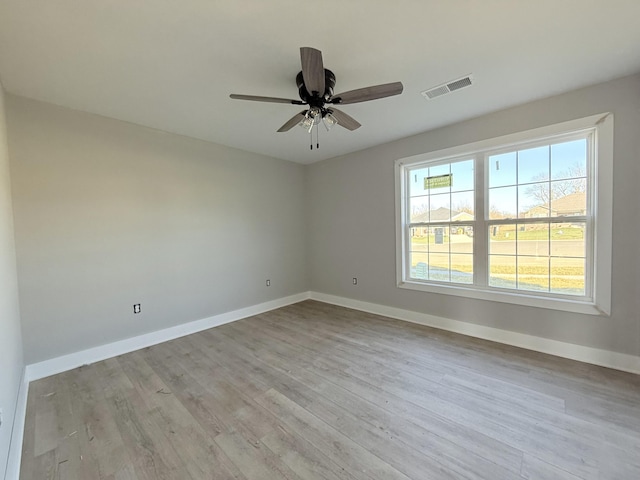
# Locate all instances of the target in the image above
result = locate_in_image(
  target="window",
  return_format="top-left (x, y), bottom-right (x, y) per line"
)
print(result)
top-left (406, 158), bottom-right (475, 285)
top-left (395, 114), bottom-right (613, 315)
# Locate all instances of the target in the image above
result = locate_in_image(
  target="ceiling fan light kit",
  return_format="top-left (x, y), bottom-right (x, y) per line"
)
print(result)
top-left (230, 47), bottom-right (404, 149)
top-left (322, 111), bottom-right (338, 130)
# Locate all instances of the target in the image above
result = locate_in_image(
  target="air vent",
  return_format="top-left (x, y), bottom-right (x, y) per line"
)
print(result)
top-left (422, 75), bottom-right (473, 100)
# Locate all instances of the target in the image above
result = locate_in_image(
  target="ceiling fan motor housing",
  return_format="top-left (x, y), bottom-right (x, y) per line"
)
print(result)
top-left (229, 47), bottom-right (403, 133)
top-left (296, 69), bottom-right (336, 107)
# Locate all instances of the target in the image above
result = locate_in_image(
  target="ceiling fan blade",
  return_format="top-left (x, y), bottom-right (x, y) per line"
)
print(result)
top-left (328, 108), bottom-right (361, 131)
top-left (300, 47), bottom-right (325, 96)
top-left (230, 94), bottom-right (305, 105)
top-left (331, 81), bottom-right (404, 105)
top-left (277, 111), bottom-right (307, 132)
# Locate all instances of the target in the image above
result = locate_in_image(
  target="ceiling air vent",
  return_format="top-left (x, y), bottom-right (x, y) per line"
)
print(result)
top-left (422, 75), bottom-right (473, 100)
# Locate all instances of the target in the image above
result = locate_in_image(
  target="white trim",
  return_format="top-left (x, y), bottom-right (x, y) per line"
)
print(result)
top-left (25, 292), bottom-right (311, 382)
top-left (592, 113), bottom-right (613, 315)
top-left (395, 113), bottom-right (613, 315)
top-left (396, 281), bottom-right (603, 315)
top-left (309, 292), bottom-right (640, 375)
top-left (397, 114), bottom-right (610, 166)
top-left (4, 370), bottom-right (28, 480)
top-left (7, 290), bottom-right (637, 480)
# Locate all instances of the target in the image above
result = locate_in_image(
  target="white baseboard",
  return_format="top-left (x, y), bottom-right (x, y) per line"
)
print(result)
top-left (25, 290), bottom-right (639, 382)
top-left (309, 292), bottom-right (640, 375)
top-left (25, 292), bottom-right (311, 382)
top-left (4, 369), bottom-right (28, 480)
top-left (9, 290), bottom-right (638, 479)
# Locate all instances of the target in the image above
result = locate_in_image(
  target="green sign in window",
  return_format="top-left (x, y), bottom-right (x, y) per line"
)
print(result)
top-left (424, 173), bottom-right (452, 189)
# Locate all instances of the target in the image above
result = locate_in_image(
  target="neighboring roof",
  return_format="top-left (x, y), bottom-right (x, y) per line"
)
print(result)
top-left (526, 192), bottom-right (586, 216)
top-left (430, 207), bottom-right (456, 222)
top-left (412, 207), bottom-right (473, 223)
top-left (551, 192), bottom-right (586, 213)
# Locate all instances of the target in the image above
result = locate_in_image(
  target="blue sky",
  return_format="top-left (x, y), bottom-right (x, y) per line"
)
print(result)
top-left (409, 139), bottom-right (587, 220)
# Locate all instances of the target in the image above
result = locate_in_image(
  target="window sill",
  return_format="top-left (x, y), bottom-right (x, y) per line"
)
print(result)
top-left (398, 279), bottom-right (608, 316)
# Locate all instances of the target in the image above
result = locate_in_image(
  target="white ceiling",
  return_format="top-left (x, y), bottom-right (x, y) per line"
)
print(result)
top-left (1, 1), bottom-right (639, 164)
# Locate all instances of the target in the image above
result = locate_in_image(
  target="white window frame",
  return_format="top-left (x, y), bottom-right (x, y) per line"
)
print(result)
top-left (395, 113), bottom-right (613, 315)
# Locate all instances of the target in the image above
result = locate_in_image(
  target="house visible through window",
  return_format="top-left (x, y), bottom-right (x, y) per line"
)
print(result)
top-left (408, 158), bottom-right (475, 284)
top-left (395, 114), bottom-right (613, 315)
top-left (487, 138), bottom-right (588, 295)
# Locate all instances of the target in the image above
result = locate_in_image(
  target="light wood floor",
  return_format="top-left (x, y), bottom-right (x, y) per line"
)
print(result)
top-left (20, 300), bottom-right (640, 479)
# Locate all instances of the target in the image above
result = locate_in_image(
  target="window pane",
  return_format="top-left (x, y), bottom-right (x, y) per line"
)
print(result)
top-left (549, 182), bottom-right (586, 217)
top-left (517, 257), bottom-right (549, 292)
top-left (409, 196), bottom-right (429, 223)
top-left (551, 222), bottom-right (586, 257)
top-left (428, 253), bottom-right (450, 281)
top-left (518, 145), bottom-right (549, 185)
top-left (429, 225), bottom-right (449, 250)
top-left (410, 231), bottom-right (429, 252)
top-left (451, 226), bottom-right (473, 253)
top-left (408, 158), bottom-right (474, 230)
top-left (410, 252), bottom-right (429, 279)
top-left (519, 182), bottom-right (549, 218)
top-left (489, 152), bottom-right (516, 188)
top-left (451, 191), bottom-right (474, 220)
top-left (517, 223), bottom-right (549, 257)
top-left (409, 224), bottom-right (475, 284)
top-left (551, 139), bottom-right (587, 181)
top-left (409, 167), bottom-right (430, 197)
top-left (489, 186), bottom-right (517, 219)
top-left (427, 163), bottom-right (451, 195)
top-left (429, 194), bottom-right (451, 221)
top-left (487, 221), bottom-right (587, 295)
top-left (489, 224), bottom-right (516, 255)
top-left (489, 255), bottom-right (516, 289)
top-left (451, 159), bottom-right (474, 192)
top-left (451, 254), bottom-right (473, 284)
top-left (550, 257), bottom-right (585, 296)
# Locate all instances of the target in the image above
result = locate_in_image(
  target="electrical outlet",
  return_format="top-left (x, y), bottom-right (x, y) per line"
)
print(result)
top-left (352, 277), bottom-right (358, 285)
top-left (133, 304), bottom-right (141, 314)
top-left (266, 279), bottom-right (271, 287)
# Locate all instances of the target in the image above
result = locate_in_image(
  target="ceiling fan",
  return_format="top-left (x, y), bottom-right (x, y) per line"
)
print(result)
top-left (230, 47), bottom-right (403, 145)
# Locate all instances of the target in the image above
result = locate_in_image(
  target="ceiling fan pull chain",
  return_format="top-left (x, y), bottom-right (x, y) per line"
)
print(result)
top-left (316, 124), bottom-right (320, 150)
top-left (229, 48), bottom-right (403, 140)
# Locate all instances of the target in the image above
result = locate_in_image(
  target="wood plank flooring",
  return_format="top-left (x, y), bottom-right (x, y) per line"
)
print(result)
top-left (20, 300), bottom-right (640, 479)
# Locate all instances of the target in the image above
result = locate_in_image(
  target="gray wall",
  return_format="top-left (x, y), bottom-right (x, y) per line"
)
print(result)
top-left (308, 74), bottom-right (640, 357)
top-left (0, 85), bottom-right (24, 479)
top-left (7, 96), bottom-right (307, 364)
top-left (5, 74), bottom-right (640, 370)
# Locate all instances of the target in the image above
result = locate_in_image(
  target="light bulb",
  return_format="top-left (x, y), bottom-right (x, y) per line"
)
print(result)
top-left (323, 112), bottom-right (338, 131)
top-left (298, 113), bottom-right (314, 132)
top-left (299, 108), bottom-right (322, 133)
